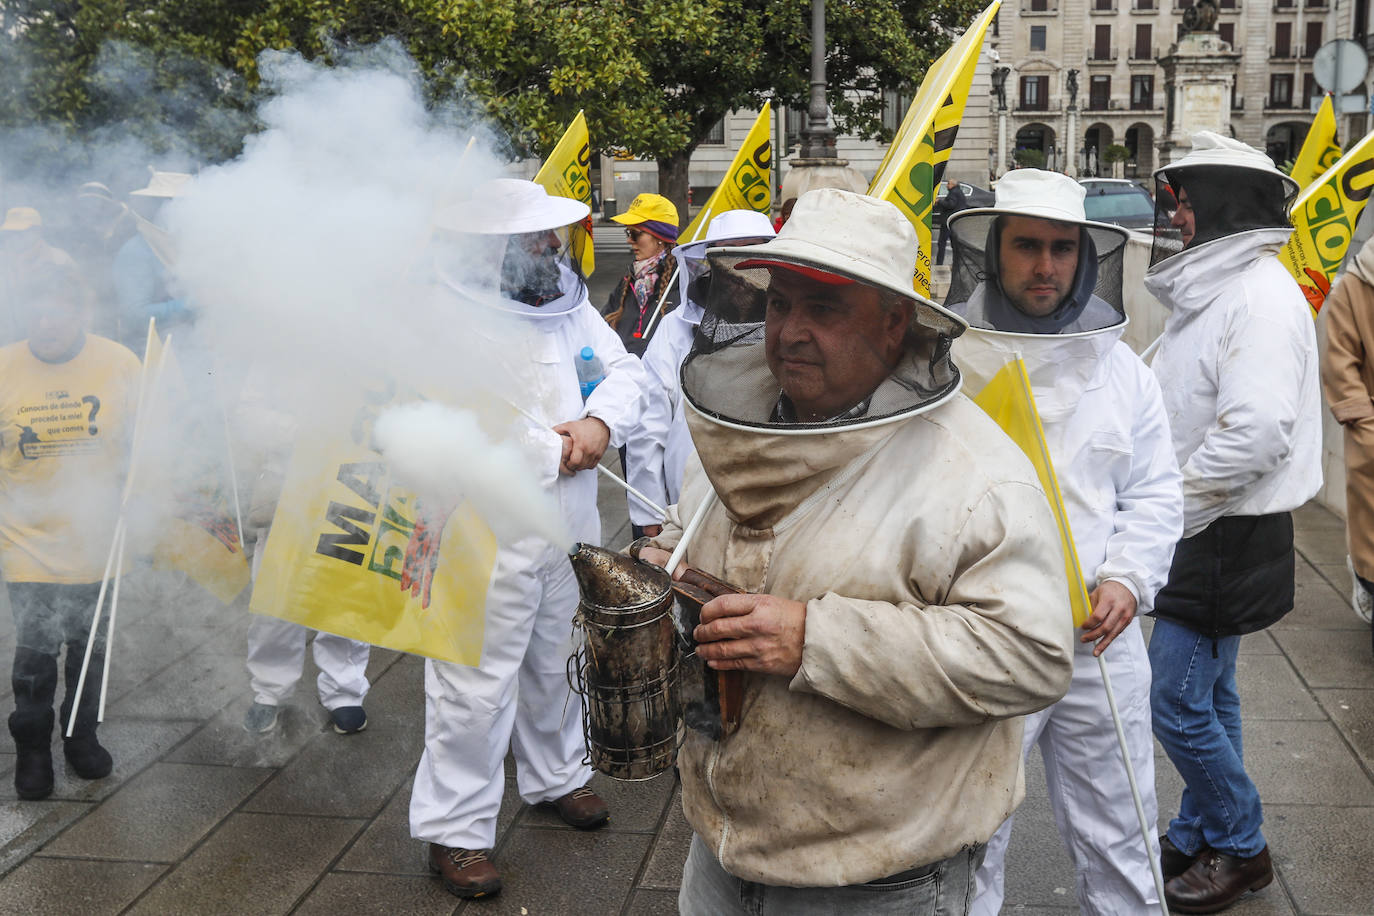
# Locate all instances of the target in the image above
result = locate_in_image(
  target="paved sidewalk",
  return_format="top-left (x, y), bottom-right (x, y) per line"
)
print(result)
top-left (0, 472), bottom-right (1371, 913)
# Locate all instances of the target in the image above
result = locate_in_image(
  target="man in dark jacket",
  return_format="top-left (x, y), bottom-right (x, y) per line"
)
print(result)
top-left (934, 178), bottom-right (969, 266)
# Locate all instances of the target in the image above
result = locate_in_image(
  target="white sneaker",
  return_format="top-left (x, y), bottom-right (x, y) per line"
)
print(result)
top-left (1348, 556), bottom-right (1373, 624)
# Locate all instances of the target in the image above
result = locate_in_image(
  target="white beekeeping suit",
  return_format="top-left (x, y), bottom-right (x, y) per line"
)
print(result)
top-left (409, 180), bottom-right (647, 900)
top-left (945, 170), bottom-right (1184, 916)
top-left (625, 210), bottom-right (775, 530)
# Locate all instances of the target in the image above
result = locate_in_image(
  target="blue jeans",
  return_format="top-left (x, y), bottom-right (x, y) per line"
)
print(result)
top-left (679, 833), bottom-right (983, 915)
top-left (1148, 618), bottom-right (1266, 858)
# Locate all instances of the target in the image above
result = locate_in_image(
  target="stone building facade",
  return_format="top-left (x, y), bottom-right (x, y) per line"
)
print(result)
top-left (987, 0), bottom-right (1371, 177)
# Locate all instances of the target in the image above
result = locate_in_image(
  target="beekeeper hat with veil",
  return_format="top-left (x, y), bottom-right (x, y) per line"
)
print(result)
top-left (681, 187), bottom-right (967, 435)
top-left (432, 178), bottom-right (591, 316)
top-left (943, 169), bottom-right (1130, 420)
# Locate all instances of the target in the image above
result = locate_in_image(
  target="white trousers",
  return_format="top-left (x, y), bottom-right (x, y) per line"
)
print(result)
top-left (245, 614), bottom-right (372, 710)
top-left (409, 543), bottom-right (592, 850)
top-left (972, 623), bottom-right (1160, 916)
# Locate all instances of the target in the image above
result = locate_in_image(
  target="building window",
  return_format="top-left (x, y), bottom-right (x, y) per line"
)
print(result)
top-left (702, 119), bottom-right (726, 145)
top-left (1094, 24), bottom-right (1112, 59)
top-left (1031, 0), bottom-right (1048, 10)
top-left (1090, 74), bottom-right (1112, 109)
top-left (1030, 25), bottom-right (1047, 51)
top-left (785, 107), bottom-right (805, 152)
top-left (1275, 0), bottom-right (1293, 6)
top-left (1303, 72), bottom-right (1318, 105)
top-left (881, 90), bottom-right (913, 134)
top-left (1095, 0), bottom-right (1114, 8)
top-left (1305, 21), bottom-right (1323, 56)
top-left (1135, 0), bottom-right (1155, 8)
top-left (1270, 73), bottom-right (1294, 107)
top-left (1131, 74), bottom-right (1155, 109)
top-left (1134, 23), bottom-right (1152, 58)
top-left (993, 10), bottom-right (1000, 37)
top-left (1020, 75), bottom-right (1049, 110)
top-left (1219, 22), bottom-right (1235, 45)
top-left (1275, 22), bottom-right (1292, 57)
top-left (1218, 0), bottom-right (1236, 7)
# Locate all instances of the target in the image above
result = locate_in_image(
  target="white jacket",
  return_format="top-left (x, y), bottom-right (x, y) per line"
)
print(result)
top-left (450, 269), bottom-right (647, 546)
top-left (625, 309), bottom-right (695, 525)
top-left (954, 318), bottom-right (1183, 613)
top-left (1144, 229), bottom-right (1322, 537)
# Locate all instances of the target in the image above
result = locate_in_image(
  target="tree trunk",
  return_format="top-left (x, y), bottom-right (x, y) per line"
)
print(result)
top-left (657, 149), bottom-right (693, 231)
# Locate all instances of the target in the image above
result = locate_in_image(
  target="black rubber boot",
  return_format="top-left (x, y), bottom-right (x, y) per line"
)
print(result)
top-left (9, 647), bottom-right (59, 800)
top-left (60, 644), bottom-right (112, 780)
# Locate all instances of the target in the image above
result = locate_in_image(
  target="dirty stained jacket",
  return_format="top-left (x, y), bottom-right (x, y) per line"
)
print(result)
top-left (650, 394), bottom-right (1075, 887)
top-left (1144, 228), bottom-right (1322, 538)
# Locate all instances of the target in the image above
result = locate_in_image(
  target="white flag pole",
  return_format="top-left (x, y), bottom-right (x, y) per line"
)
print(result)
top-left (1098, 653), bottom-right (1170, 915)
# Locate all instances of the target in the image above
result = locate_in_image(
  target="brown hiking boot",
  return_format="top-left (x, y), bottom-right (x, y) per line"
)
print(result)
top-left (549, 785), bottom-right (610, 829)
top-left (427, 844), bottom-right (501, 899)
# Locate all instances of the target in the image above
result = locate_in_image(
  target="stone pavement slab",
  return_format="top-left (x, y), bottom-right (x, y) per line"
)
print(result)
top-left (0, 858), bottom-right (166, 915)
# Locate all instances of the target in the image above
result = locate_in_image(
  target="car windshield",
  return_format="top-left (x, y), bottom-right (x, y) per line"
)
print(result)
top-left (1082, 191), bottom-right (1154, 221)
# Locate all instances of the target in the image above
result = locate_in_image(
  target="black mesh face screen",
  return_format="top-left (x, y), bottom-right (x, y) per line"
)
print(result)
top-left (680, 252), bottom-right (962, 431)
top-left (945, 214), bottom-right (1126, 334)
top-left (1151, 165), bottom-right (1292, 266)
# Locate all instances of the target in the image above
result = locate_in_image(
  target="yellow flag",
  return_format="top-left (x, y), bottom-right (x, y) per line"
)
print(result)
top-left (249, 402), bottom-right (498, 666)
top-left (971, 358), bottom-right (1092, 627)
top-left (868, 1), bottom-right (1001, 297)
top-left (132, 332), bottom-right (251, 604)
top-left (680, 103), bottom-right (773, 243)
top-left (1279, 129), bottom-right (1374, 315)
top-left (534, 111), bottom-right (596, 276)
top-left (1290, 95), bottom-right (1342, 192)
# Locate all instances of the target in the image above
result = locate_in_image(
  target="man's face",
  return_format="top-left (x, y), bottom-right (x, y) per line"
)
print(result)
top-left (946, 178), bottom-right (959, 190)
top-left (996, 215), bottom-right (1081, 317)
top-left (764, 270), bottom-right (909, 422)
top-left (1171, 187), bottom-right (1196, 246)
top-left (24, 293), bottom-right (86, 362)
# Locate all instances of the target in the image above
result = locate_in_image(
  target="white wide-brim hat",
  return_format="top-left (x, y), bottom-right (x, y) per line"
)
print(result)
top-left (1154, 130), bottom-right (1300, 198)
top-left (949, 169), bottom-right (1130, 255)
top-left (714, 188), bottom-right (966, 336)
top-left (671, 209), bottom-right (776, 262)
top-left (130, 168), bottom-right (193, 198)
top-left (433, 178), bottom-right (589, 235)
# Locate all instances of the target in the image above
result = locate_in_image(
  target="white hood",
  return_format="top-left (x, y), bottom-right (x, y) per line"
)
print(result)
top-left (1144, 227), bottom-right (1294, 316)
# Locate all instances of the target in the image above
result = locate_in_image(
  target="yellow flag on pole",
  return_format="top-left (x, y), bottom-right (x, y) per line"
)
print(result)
top-left (132, 332), bottom-right (251, 604)
top-left (1290, 94), bottom-right (1342, 192)
top-left (868, 1), bottom-right (1001, 298)
top-left (970, 357), bottom-right (1092, 627)
top-left (534, 111), bottom-right (596, 276)
top-left (1279, 129), bottom-right (1374, 315)
top-left (680, 103), bottom-right (773, 243)
top-left (249, 399), bottom-right (498, 666)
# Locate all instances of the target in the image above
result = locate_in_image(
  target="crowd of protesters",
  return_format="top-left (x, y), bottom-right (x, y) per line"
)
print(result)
top-left (0, 127), bottom-right (1367, 915)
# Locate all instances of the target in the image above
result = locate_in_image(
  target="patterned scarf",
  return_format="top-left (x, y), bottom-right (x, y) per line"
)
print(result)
top-left (631, 250), bottom-right (666, 310)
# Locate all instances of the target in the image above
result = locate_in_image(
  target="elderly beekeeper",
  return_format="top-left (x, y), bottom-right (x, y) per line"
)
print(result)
top-left (636, 188), bottom-right (1074, 913)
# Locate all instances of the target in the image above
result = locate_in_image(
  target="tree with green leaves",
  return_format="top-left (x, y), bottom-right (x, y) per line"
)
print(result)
top-left (1, 0), bottom-right (979, 214)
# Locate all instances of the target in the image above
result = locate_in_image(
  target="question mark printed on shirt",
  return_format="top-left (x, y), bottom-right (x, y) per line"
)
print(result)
top-left (13, 389), bottom-right (104, 459)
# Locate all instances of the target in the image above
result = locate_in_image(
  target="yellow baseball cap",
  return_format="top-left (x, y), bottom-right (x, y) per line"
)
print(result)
top-left (0, 207), bottom-right (41, 231)
top-left (611, 193), bottom-right (680, 232)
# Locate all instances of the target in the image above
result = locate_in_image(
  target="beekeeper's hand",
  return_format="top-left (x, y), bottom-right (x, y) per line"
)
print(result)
top-left (635, 545), bottom-right (687, 580)
top-left (552, 417), bottom-right (610, 475)
top-left (1081, 579), bottom-right (1136, 656)
top-left (695, 593), bottom-right (807, 677)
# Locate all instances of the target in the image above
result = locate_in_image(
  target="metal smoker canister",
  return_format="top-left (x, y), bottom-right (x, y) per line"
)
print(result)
top-left (567, 543), bottom-right (681, 781)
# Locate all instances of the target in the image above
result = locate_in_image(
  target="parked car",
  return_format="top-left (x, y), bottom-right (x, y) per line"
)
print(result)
top-left (934, 181), bottom-right (996, 231)
top-left (1078, 178), bottom-right (1171, 236)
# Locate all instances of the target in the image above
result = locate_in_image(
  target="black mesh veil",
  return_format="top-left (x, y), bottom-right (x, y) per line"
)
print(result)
top-left (945, 213), bottom-right (1126, 334)
top-left (1151, 164), bottom-right (1295, 266)
top-left (680, 251), bottom-right (965, 432)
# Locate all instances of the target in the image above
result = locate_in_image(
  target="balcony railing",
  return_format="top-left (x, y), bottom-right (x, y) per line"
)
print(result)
top-left (1269, 46), bottom-right (1297, 59)
top-left (1129, 45), bottom-right (1159, 60)
top-left (1264, 94), bottom-right (1300, 109)
top-left (1304, 0), bottom-right (1329, 8)
top-left (1088, 47), bottom-right (1118, 61)
top-left (1091, 0), bottom-right (1119, 11)
top-left (1017, 100), bottom-right (1052, 111)
top-left (1273, 0), bottom-right (1295, 8)
top-left (1130, 97), bottom-right (1156, 110)
top-left (1021, 0), bottom-right (1059, 12)
top-left (1131, 0), bottom-right (1157, 9)
top-left (1232, 95), bottom-right (1245, 110)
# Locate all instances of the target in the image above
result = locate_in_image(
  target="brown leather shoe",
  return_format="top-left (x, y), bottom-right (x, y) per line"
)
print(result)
top-left (1165, 846), bottom-right (1273, 914)
top-left (1161, 834), bottom-right (1207, 881)
top-left (549, 785), bottom-right (610, 829)
top-left (427, 844), bottom-right (501, 899)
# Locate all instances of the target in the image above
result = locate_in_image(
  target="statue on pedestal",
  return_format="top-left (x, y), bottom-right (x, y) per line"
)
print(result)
top-left (993, 67), bottom-right (1010, 111)
top-left (1182, 0), bottom-right (1219, 32)
top-left (1067, 69), bottom-right (1080, 110)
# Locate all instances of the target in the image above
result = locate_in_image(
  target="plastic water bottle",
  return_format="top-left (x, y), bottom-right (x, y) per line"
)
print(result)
top-left (577, 347), bottom-right (605, 400)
